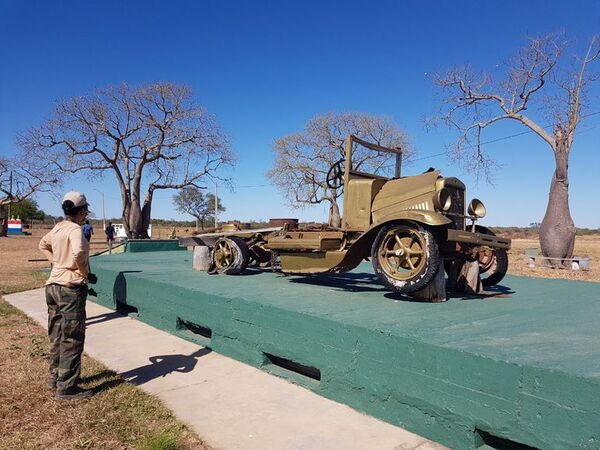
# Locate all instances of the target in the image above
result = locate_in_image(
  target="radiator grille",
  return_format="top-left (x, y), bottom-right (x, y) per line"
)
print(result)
top-left (448, 187), bottom-right (465, 230)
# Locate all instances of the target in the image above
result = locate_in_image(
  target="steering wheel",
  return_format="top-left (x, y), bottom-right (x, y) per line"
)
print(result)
top-left (326, 159), bottom-right (345, 189)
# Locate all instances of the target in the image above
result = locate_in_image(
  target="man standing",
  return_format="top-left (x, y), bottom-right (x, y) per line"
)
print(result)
top-left (39, 191), bottom-right (94, 400)
top-left (82, 220), bottom-right (93, 242)
top-left (105, 221), bottom-right (116, 253)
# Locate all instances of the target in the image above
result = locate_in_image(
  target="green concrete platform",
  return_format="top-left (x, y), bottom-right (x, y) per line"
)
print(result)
top-left (90, 250), bottom-right (600, 450)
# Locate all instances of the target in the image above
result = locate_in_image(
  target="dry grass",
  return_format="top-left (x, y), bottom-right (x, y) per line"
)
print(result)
top-left (0, 230), bottom-right (209, 450)
top-left (0, 302), bottom-right (208, 450)
top-left (0, 229), bottom-right (53, 296)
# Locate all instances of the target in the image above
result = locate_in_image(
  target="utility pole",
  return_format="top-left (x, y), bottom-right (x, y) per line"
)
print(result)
top-left (214, 182), bottom-right (218, 228)
top-left (94, 189), bottom-right (106, 230)
top-left (8, 171), bottom-right (13, 219)
top-left (102, 192), bottom-right (106, 231)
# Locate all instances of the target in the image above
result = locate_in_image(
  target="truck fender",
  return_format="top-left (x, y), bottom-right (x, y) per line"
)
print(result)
top-left (332, 212), bottom-right (450, 272)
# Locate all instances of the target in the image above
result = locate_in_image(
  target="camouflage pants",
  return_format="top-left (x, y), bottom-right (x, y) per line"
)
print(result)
top-left (46, 283), bottom-right (88, 393)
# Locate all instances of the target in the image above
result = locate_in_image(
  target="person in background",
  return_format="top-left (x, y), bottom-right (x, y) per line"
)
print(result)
top-left (105, 221), bottom-right (116, 253)
top-left (38, 191), bottom-right (94, 400)
top-left (82, 220), bottom-right (93, 242)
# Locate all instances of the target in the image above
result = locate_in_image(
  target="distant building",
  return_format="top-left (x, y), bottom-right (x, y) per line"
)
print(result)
top-left (113, 223), bottom-right (152, 239)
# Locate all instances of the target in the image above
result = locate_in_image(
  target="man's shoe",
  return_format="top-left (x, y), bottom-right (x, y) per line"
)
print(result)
top-left (47, 378), bottom-right (57, 390)
top-left (55, 386), bottom-right (94, 400)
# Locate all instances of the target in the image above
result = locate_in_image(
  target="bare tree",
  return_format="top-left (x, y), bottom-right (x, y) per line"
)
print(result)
top-left (434, 34), bottom-right (600, 261)
top-left (0, 156), bottom-right (60, 236)
top-left (173, 186), bottom-right (225, 230)
top-left (268, 112), bottom-right (412, 227)
top-left (18, 83), bottom-right (234, 238)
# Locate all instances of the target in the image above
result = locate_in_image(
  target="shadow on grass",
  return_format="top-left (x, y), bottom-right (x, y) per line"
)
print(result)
top-left (210, 267), bottom-right (266, 276)
top-left (383, 283), bottom-right (515, 302)
top-left (80, 370), bottom-right (116, 384)
top-left (287, 271), bottom-right (388, 293)
top-left (92, 377), bottom-right (127, 393)
top-left (79, 369), bottom-right (126, 393)
top-left (449, 284), bottom-right (514, 301)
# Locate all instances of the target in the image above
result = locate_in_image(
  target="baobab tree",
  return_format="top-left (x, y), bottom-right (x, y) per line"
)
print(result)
top-left (268, 112), bottom-right (412, 227)
top-left (434, 34), bottom-right (600, 261)
top-left (19, 83), bottom-right (233, 238)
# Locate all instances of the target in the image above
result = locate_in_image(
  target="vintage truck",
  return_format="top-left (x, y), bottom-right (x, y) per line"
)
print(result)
top-left (182, 135), bottom-right (510, 295)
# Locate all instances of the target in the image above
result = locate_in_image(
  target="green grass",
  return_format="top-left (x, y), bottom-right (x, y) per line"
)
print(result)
top-left (135, 432), bottom-right (180, 450)
top-left (0, 298), bottom-right (18, 316)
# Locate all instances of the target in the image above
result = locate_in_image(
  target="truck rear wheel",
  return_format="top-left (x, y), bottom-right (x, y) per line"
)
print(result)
top-left (213, 236), bottom-right (249, 274)
top-left (475, 226), bottom-right (508, 287)
top-left (371, 222), bottom-right (440, 294)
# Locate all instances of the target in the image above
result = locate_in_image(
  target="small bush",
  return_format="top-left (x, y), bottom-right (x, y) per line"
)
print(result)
top-left (135, 432), bottom-right (180, 450)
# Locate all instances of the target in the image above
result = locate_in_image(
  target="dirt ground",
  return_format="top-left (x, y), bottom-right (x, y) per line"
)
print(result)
top-left (508, 236), bottom-right (600, 283)
top-left (0, 229), bottom-right (109, 295)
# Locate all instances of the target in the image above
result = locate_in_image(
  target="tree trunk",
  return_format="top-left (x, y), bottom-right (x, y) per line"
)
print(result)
top-left (328, 200), bottom-right (341, 228)
top-left (128, 202), bottom-right (143, 239)
top-left (139, 196), bottom-right (152, 239)
top-left (121, 190), bottom-right (132, 238)
top-left (0, 204), bottom-right (8, 237)
top-left (539, 142), bottom-right (575, 264)
top-left (130, 188), bottom-right (154, 240)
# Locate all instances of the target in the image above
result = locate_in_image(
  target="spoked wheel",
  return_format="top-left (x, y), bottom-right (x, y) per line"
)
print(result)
top-left (326, 159), bottom-right (345, 190)
top-left (371, 222), bottom-right (440, 294)
top-left (475, 226), bottom-right (508, 287)
top-left (213, 237), bottom-right (249, 274)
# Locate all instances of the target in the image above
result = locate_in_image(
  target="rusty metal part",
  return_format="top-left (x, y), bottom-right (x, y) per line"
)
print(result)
top-left (268, 218), bottom-right (299, 229)
top-left (447, 229), bottom-right (511, 250)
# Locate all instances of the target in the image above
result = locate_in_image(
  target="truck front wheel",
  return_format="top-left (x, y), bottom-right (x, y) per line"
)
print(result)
top-left (371, 223), bottom-right (440, 294)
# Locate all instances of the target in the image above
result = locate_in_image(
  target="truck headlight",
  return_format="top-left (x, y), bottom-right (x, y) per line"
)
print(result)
top-left (468, 198), bottom-right (486, 218)
top-left (434, 188), bottom-right (452, 212)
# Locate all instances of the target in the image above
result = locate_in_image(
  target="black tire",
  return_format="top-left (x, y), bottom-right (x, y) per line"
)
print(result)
top-left (371, 222), bottom-right (441, 294)
top-left (475, 225), bottom-right (508, 287)
top-left (213, 236), bottom-right (249, 275)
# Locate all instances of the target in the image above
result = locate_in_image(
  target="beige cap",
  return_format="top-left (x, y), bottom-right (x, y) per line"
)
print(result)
top-left (62, 191), bottom-right (89, 208)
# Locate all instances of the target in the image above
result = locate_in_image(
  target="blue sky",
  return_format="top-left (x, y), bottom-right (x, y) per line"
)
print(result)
top-left (1, 0), bottom-right (599, 227)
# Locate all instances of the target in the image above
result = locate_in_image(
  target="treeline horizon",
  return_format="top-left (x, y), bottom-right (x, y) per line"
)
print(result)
top-left (25, 216), bottom-right (600, 235)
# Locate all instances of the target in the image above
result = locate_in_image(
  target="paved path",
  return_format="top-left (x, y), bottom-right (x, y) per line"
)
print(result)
top-left (5, 288), bottom-right (446, 450)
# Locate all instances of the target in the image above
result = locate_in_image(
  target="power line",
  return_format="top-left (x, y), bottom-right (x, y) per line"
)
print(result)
top-left (413, 110), bottom-right (600, 162)
top-left (229, 113), bottom-right (600, 184)
top-left (413, 151), bottom-right (447, 162)
top-left (233, 184), bottom-right (270, 188)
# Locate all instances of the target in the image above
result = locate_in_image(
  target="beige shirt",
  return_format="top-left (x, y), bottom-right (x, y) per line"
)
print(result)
top-left (39, 220), bottom-right (90, 286)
